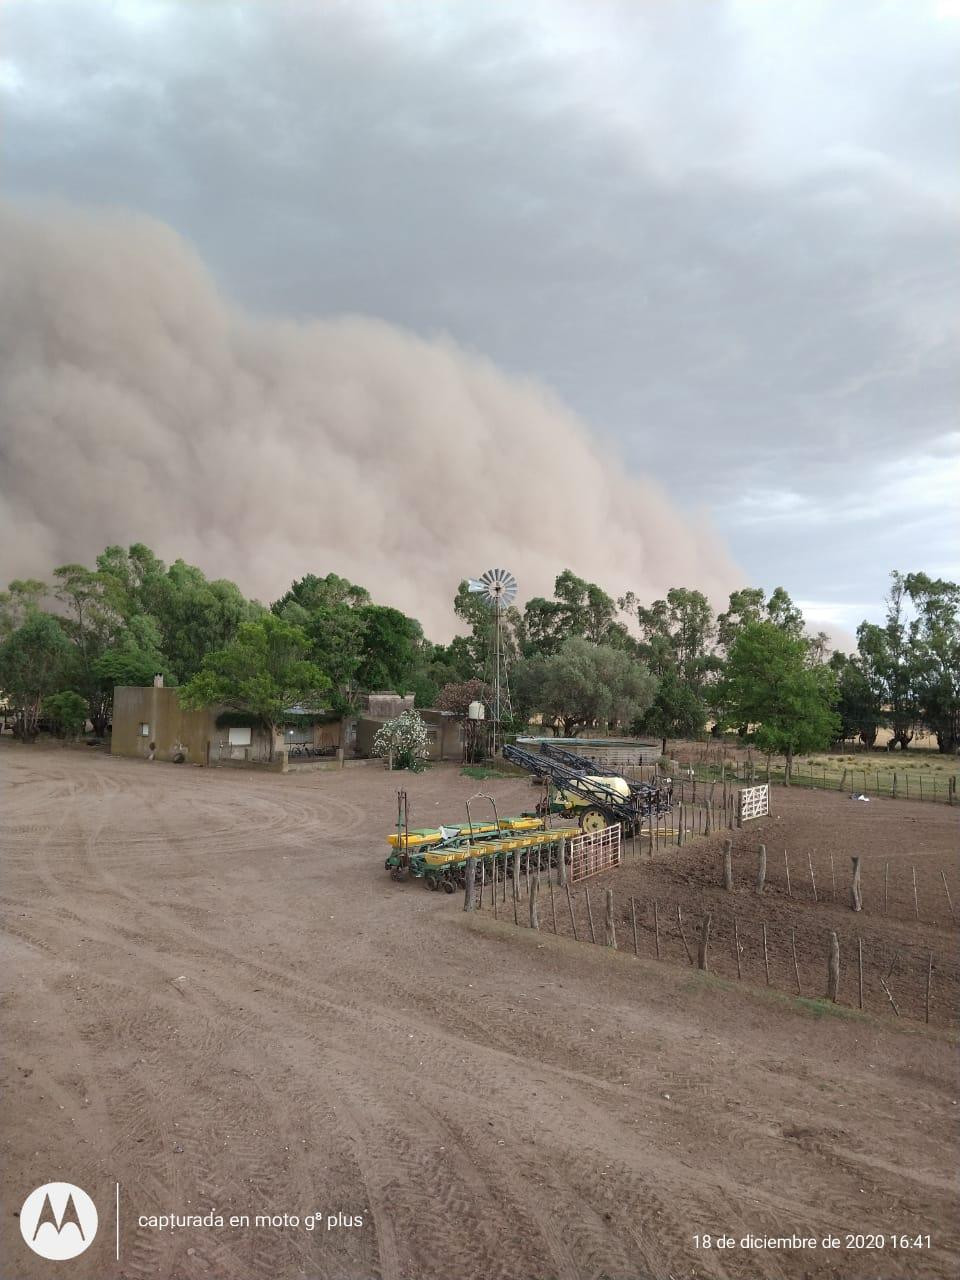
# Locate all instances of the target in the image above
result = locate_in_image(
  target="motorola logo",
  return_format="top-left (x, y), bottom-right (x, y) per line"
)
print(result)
top-left (20, 1182), bottom-right (98, 1260)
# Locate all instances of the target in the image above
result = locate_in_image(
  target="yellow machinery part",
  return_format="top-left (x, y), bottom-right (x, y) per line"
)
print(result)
top-left (387, 815), bottom-right (543, 848)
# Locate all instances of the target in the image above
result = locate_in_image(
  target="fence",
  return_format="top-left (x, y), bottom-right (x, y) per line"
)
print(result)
top-left (674, 752), bottom-right (958, 806)
top-left (720, 839), bottom-right (958, 931)
top-left (465, 854), bottom-right (958, 1028)
top-left (568, 823), bottom-right (621, 882)
top-left (738, 783), bottom-right (769, 821)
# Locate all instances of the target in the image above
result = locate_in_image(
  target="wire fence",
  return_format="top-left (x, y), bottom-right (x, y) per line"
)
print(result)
top-left (466, 856), bottom-right (959, 1029)
top-left (670, 754), bottom-right (958, 805)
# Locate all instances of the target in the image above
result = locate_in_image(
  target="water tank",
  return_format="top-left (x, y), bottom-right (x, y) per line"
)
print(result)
top-left (468, 701), bottom-right (485, 721)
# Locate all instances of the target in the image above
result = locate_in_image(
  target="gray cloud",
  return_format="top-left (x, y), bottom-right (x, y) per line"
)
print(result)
top-left (1, 0), bottom-right (958, 634)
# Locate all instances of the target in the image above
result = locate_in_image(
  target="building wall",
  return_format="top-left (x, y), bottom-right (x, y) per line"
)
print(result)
top-left (111, 686), bottom-right (218, 764)
top-left (355, 710), bottom-right (462, 762)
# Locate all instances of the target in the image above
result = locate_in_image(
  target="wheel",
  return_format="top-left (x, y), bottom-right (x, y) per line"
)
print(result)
top-left (579, 806), bottom-right (609, 833)
top-left (441, 876), bottom-right (456, 894)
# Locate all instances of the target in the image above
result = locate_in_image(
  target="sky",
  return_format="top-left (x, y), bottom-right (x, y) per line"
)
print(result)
top-left (1, 0), bottom-right (958, 643)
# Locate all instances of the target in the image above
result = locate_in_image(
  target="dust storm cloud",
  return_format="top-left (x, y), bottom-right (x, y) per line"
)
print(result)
top-left (0, 202), bottom-right (737, 635)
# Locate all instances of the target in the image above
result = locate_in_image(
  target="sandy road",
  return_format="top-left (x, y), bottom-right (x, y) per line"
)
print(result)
top-left (1, 745), bottom-right (957, 1280)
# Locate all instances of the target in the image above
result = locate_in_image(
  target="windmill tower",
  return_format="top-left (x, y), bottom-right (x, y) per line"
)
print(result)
top-left (467, 568), bottom-right (517, 755)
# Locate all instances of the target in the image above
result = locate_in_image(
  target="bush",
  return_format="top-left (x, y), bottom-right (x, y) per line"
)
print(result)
top-left (43, 690), bottom-right (88, 738)
top-left (372, 709), bottom-right (430, 771)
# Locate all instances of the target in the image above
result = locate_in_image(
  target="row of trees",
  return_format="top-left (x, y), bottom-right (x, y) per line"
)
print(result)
top-left (1, 545), bottom-right (957, 761)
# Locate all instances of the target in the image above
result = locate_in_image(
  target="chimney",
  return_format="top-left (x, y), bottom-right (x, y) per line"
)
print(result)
top-left (153, 673), bottom-right (164, 688)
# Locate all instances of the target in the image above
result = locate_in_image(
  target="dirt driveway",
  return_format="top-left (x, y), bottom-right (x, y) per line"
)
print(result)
top-left (2, 746), bottom-right (957, 1279)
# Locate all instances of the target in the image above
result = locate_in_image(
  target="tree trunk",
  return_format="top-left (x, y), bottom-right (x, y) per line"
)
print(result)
top-left (661, 736), bottom-right (667, 757)
top-left (784, 751), bottom-right (792, 785)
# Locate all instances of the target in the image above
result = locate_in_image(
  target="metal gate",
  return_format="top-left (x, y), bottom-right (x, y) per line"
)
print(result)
top-left (568, 823), bottom-right (622, 882)
top-left (739, 784), bottom-right (770, 821)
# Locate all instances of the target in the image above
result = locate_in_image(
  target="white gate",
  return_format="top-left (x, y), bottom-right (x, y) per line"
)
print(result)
top-left (568, 823), bottom-right (622, 882)
top-left (739, 784), bottom-right (770, 821)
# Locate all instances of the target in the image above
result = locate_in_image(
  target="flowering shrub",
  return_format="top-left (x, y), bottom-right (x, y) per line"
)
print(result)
top-left (372, 709), bottom-right (430, 771)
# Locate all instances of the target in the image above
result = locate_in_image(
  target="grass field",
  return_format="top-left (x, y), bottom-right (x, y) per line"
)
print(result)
top-left (670, 741), bottom-right (958, 803)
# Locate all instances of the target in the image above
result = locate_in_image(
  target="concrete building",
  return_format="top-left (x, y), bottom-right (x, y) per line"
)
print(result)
top-left (111, 684), bottom-right (343, 767)
top-left (353, 705), bottom-right (463, 762)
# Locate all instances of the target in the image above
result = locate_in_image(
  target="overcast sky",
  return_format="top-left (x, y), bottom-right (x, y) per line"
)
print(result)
top-left (2, 0), bottom-right (958, 637)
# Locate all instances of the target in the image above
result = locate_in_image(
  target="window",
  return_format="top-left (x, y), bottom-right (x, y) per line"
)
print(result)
top-left (228, 726), bottom-right (252, 746)
top-left (139, 723), bottom-right (150, 737)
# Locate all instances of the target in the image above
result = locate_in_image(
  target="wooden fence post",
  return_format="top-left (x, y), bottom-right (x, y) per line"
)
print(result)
top-left (783, 848), bottom-right (792, 898)
top-left (677, 903), bottom-right (693, 965)
top-left (585, 886), bottom-right (597, 943)
top-left (550, 880), bottom-right (557, 932)
top-left (722, 839), bottom-right (734, 891)
top-left (756, 844), bottom-right (767, 896)
top-left (529, 876), bottom-right (539, 931)
top-left (857, 936), bottom-right (863, 1010)
top-left (762, 922), bottom-right (770, 984)
top-left (940, 870), bottom-right (956, 923)
top-left (926, 952), bottom-right (933, 1024)
top-left (733, 917), bottom-right (742, 979)
top-left (808, 852), bottom-right (818, 903)
top-left (653, 899), bottom-right (661, 959)
top-left (912, 865), bottom-right (919, 921)
top-left (697, 914), bottom-right (711, 970)
top-left (850, 856), bottom-right (863, 912)
top-left (464, 857), bottom-right (477, 912)
top-left (604, 889), bottom-right (617, 949)
top-left (558, 836), bottom-right (567, 886)
top-left (512, 848), bottom-right (521, 906)
top-left (827, 930), bottom-right (840, 1002)
top-left (565, 884), bottom-right (578, 940)
top-left (630, 897), bottom-right (639, 956)
top-left (791, 928), bottom-right (801, 994)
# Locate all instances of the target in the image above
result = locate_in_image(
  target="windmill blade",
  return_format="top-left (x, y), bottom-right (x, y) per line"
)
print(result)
top-left (469, 568), bottom-right (518, 608)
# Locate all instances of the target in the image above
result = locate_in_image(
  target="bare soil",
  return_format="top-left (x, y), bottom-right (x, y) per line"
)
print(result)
top-left (2, 745), bottom-right (958, 1280)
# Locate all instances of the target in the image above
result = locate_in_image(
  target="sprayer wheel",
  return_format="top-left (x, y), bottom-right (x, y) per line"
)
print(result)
top-left (579, 807), bottom-right (609, 833)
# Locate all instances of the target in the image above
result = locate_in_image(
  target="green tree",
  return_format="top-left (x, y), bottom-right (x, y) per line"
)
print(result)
top-left (355, 605), bottom-right (424, 692)
top-left (0, 578), bottom-right (48, 637)
top-left (522, 570), bottom-right (630, 657)
top-left (180, 616), bottom-right (329, 760)
top-left (0, 613), bottom-right (74, 741)
top-left (716, 586), bottom-right (804, 652)
top-left (717, 621), bottom-right (839, 779)
top-left (515, 637), bottom-right (655, 737)
top-left (904, 572), bottom-right (960, 754)
top-left (272, 573), bottom-right (370, 709)
top-left (828, 651), bottom-right (881, 746)
top-left (634, 668), bottom-right (707, 756)
top-left (95, 544), bottom-right (257, 683)
top-left (856, 572), bottom-right (924, 750)
top-left (44, 690), bottom-right (89, 738)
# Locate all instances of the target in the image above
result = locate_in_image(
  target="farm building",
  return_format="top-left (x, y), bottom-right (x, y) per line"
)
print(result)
top-left (110, 685), bottom-right (463, 766)
top-left (111, 682), bottom-right (343, 767)
top-left (354, 692), bottom-right (464, 762)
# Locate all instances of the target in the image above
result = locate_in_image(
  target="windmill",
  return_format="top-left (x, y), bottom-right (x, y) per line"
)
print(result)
top-left (467, 568), bottom-right (517, 754)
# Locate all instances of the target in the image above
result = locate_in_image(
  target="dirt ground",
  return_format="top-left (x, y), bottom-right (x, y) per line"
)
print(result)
top-left (535, 789), bottom-right (960, 1029)
top-left (1, 745), bottom-right (958, 1280)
